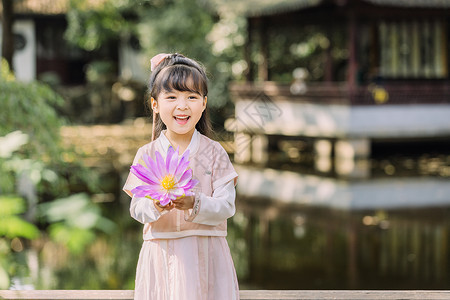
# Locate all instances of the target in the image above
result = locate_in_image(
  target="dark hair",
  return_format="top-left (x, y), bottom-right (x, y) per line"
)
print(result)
top-left (148, 53), bottom-right (212, 140)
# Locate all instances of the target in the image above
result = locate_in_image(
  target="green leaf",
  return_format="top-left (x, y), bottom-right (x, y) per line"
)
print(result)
top-left (0, 196), bottom-right (26, 216)
top-left (48, 223), bottom-right (96, 254)
top-left (0, 216), bottom-right (40, 239)
top-left (0, 264), bottom-right (10, 289)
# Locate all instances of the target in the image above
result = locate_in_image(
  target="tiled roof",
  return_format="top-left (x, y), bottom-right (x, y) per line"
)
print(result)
top-left (2, 0), bottom-right (69, 15)
top-left (3, 0), bottom-right (450, 17)
top-left (0, 0), bottom-right (107, 16)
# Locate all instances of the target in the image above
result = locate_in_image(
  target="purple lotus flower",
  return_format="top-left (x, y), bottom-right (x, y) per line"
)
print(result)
top-left (130, 147), bottom-right (198, 206)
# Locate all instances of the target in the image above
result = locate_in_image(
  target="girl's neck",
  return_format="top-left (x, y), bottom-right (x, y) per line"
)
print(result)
top-left (164, 129), bottom-right (195, 154)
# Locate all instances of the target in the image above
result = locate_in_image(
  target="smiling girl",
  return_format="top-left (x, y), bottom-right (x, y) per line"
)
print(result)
top-left (123, 53), bottom-right (240, 300)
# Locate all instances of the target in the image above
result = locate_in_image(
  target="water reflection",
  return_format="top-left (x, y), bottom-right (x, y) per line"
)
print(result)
top-left (229, 133), bottom-right (450, 289)
top-left (235, 165), bottom-right (450, 210)
top-left (230, 201), bottom-right (450, 290)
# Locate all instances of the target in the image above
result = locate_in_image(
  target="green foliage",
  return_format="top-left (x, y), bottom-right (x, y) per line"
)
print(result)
top-left (0, 59), bottom-right (64, 161)
top-left (0, 239), bottom-right (11, 289)
top-left (39, 193), bottom-right (116, 254)
top-left (0, 59), bottom-right (15, 81)
top-left (0, 59), bottom-right (107, 287)
top-left (64, 0), bottom-right (245, 112)
top-left (0, 196), bottom-right (40, 239)
top-left (137, 0), bottom-right (214, 61)
top-left (0, 194), bottom-right (40, 289)
top-left (65, 0), bottom-right (132, 51)
top-left (136, 0), bottom-right (244, 109)
top-left (0, 58), bottom-right (99, 196)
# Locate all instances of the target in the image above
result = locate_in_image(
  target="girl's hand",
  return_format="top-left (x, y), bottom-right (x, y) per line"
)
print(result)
top-left (172, 195), bottom-right (195, 210)
top-left (155, 200), bottom-right (174, 213)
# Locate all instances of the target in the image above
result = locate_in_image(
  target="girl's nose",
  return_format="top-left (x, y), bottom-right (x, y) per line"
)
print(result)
top-left (176, 97), bottom-right (189, 109)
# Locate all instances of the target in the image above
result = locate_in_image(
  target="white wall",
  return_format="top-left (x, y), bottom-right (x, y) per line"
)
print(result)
top-left (233, 100), bottom-right (450, 139)
top-left (119, 37), bottom-right (149, 84)
top-left (0, 19), bottom-right (36, 82)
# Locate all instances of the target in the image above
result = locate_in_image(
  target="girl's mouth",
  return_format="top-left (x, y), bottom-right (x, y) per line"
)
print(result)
top-left (174, 116), bottom-right (190, 125)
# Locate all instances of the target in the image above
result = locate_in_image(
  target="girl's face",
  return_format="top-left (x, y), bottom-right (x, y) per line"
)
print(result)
top-left (152, 89), bottom-right (207, 139)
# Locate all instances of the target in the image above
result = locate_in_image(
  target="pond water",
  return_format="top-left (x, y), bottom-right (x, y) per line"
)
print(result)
top-left (230, 199), bottom-right (450, 290)
top-left (9, 143), bottom-right (450, 291)
top-left (230, 141), bottom-right (450, 290)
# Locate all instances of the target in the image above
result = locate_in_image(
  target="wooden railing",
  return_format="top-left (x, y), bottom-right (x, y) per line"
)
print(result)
top-left (229, 81), bottom-right (450, 105)
top-left (1, 290), bottom-right (450, 300)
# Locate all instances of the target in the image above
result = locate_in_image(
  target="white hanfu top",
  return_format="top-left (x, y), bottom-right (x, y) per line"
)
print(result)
top-left (123, 129), bottom-right (238, 240)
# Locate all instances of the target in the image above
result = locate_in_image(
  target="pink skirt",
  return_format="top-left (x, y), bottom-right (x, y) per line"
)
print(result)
top-left (134, 236), bottom-right (240, 300)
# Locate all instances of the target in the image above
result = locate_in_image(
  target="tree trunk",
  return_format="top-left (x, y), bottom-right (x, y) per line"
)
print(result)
top-left (1, 0), bottom-right (14, 71)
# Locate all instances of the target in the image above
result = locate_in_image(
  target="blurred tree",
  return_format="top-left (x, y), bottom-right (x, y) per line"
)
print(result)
top-left (64, 0), bottom-right (132, 51)
top-left (0, 59), bottom-right (116, 288)
top-left (1, 0), bottom-right (14, 71)
top-left (64, 0), bottom-right (246, 127)
top-left (136, 0), bottom-right (246, 108)
top-left (0, 56), bottom-right (103, 208)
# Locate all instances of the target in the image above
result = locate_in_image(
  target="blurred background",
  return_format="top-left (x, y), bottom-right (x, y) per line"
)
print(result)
top-left (1, 0), bottom-right (449, 291)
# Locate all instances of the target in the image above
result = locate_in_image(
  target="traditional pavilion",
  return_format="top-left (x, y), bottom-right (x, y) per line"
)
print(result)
top-left (212, 0), bottom-right (450, 167)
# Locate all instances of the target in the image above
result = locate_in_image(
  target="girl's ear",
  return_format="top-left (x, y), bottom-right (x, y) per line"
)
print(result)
top-left (203, 96), bottom-right (207, 111)
top-left (151, 97), bottom-right (158, 113)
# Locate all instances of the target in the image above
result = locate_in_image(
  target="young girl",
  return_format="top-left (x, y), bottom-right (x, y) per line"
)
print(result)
top-left (123, 53), bottom-right (240, 300)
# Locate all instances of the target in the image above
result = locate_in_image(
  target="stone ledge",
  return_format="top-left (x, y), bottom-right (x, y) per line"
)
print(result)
top-left (1, 290), bottom-right (450, 300)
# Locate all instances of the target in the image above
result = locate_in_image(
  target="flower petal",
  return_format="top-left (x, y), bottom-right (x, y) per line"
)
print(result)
top-left (155, 150), bottom-right (168, 178)
top-left (177, 168), bottom-right (193, 186)
top-left (145, 155), bottom-right (163, 180)
top-left (160, 195), bottom-right (171, 206)
top-left (166, 146), bottom-right (175, 171)
top-left (166, 147), bottom-right (179, 175)
top-left (182, 179), bottom-right (199, 191)
top-left (170, 187), bottom-right (185, 197)
top-left (131, 164), bottom-right (159, 184)
top-left (174, 157), bottom-right (190, 180)
top-left (184, 190), bottom-right (194, 197)
top-left (131, 185), bottom-right (161, 199)
top-left (142, 153), bottom-right (161, 179)
top-left (182, 149), bottom-right (190, 160)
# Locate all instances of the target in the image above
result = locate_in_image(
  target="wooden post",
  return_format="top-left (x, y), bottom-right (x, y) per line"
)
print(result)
top-left (244, 17), bottom-right (254, 82)
top-left (334, 139), bottom-right (371, 178)
top-left (257, 17), bottom-right (269, 81)
top-left (347, 216), bottom-right (358, 289)
top-left (314, 139), bottom-right (333, 173)
top-left (252, 134), bottom-right (269, 164)
top-left (234, 132), bottom-right (252, 163)
top-left (347, 11), bottom-right (358, 94)
top-left (1, 0), bottom-right (15, 71)
top-left (324, 25), bottom-right (334, 82)
top-left (335, 139), bottom-right (370, 160)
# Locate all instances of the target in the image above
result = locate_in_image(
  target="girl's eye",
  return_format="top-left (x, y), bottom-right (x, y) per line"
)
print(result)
top-left (189, 95), bottom-right (200, 100)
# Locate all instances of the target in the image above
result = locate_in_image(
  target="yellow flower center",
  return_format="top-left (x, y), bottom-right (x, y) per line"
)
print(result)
top-left (161, 174), bottom-right (176, 190)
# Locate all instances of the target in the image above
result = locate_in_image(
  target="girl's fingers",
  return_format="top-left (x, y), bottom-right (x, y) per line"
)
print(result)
top-left (156, 200), bottom-right (174, 210)
top-left (172, 199), bottom-right (186, 210)
top-left (172, 196), bottom-right (194, 210)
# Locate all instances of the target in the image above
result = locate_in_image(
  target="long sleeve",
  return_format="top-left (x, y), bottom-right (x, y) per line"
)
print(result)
top-left (185, 180), bottom-right (236, 226)
top-left (130, 195), bottom-right (166, 224)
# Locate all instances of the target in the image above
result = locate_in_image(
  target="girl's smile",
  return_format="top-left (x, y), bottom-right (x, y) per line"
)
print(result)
top-left (152, 89), bottom-right (207, 145)
top-left (174, 114), bottom-right (190, 125)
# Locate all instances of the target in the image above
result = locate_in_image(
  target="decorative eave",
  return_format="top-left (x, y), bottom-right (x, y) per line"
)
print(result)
top-left (203, 0), bottom-right (323, 17)
top-left (365, 0), bottom-right (450, 8)
top-left (205, 0), bottom-right (450, 17)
